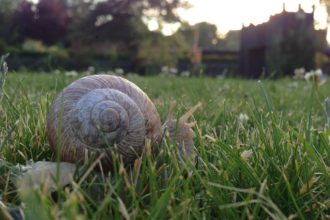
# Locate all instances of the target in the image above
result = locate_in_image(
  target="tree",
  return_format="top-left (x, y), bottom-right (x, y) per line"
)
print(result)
top-left (217, 30), bottom-right (240, 51)
top-left (0, 0), bottom-right (21, 45)
top-left (14, 0), bottom-right (69, 45)
top-left (137, 30), bottom-right (190, 69)
top-left (13, 0), bottom-right (36, 43)
top-left (1, 0), bottom-right (190, 71)
top-left (36, 0), bottom-right (68, 45)
top-left (177, 22), bottom-right (240, 51)
top-left (70, 0), bottom-right (189, 71)
top-left (195, 22), bottom-right (220, 49)
top-left (77, 0), bottom-right (189, 42)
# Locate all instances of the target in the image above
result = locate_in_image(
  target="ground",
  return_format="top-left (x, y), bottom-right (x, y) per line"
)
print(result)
top-left (0, 72), bottom-right (330, 219)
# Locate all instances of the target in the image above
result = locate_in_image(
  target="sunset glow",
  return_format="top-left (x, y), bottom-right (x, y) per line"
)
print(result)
top-left (178, 0), bottom-right (329, 39)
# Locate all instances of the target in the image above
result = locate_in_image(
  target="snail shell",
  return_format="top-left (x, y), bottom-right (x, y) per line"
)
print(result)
top-left (46, 75), bottom-right (161, 171)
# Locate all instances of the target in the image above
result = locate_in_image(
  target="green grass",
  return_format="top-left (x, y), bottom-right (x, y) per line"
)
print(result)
top-left (1, 71), bottom-right (330, 219)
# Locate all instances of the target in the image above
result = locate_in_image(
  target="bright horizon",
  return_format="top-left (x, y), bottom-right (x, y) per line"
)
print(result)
top-left (177, 0), bottom-right (329, 39)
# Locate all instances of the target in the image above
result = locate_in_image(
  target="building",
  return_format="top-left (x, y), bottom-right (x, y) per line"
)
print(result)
top-left (201, 50), bottom-right (239, 76)
top-left (239, 4), bottom-right (327, 78)
top-left (178, 4), bottom-right (327, 77)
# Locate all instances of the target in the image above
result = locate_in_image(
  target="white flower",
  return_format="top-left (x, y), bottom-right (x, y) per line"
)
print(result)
top-left (85, 66), bottom-right (95, 75)
top-left (293, 67), bottom-right (305, 80)
top-left (115, 68), bottom-right (124, 75)
top-left (169, 67), bottom-right (178, 74)
top-left (161, 66), bottom-right (169, 73)
top-left (288, 82), bottom-right (299, 89)
top-left (240, 149), bottom-right (253, 160)
top-left (304, 69), bottom-right (327, 86)
top-left (315, 68), bottom-right (322, 77)
top-left (65, 70), bottom-right (78, 77)
top-left (54, 69), bottom-right (61, 75)
top-left (88, 66), bottom-right (95, 72)
top-left (126, 72), bottom-right (139, 77)
top-left (104, 70), bottom-right (115, 75)
top-left (180, 71), bottom-right (190, 77)
top-left (216, 74), bottom-right (225, 80)
top-left (160, 66), bottom-right (177, 77)
top-left (238, 113), bottom-right (249, 123)
top-left (304, 71), bottom-right (313, 81)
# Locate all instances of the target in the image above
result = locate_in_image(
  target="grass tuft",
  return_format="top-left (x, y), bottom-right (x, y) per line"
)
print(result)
top-left (1, 73), bottom-right (330, 219)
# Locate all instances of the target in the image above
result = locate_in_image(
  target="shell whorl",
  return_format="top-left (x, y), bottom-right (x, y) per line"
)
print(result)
top-left (46, 75), bottom-right (161, 170)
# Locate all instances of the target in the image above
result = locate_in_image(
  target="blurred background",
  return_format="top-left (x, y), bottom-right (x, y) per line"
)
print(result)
top-left (1, 0), bottom-right (330, 78)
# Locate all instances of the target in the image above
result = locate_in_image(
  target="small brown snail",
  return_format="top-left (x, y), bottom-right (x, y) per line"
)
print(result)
top-left (46, 74), bottom-right (201, 172)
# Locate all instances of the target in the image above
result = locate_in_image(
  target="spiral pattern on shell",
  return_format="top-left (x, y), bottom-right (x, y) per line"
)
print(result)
top-left (46, 75), bottom-right (161, 171)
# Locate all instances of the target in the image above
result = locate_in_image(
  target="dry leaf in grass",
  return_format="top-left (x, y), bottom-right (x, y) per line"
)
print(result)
top-left (16, 161), bottom-right (76, 193)
top-left (299, 176), bottom-right (320, 194)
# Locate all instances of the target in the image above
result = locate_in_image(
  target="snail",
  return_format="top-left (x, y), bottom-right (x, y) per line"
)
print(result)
top-left (46, 74), bottom-right (202, 172)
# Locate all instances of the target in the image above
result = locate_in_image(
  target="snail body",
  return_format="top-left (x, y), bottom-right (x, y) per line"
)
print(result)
top-left (46, 74), bottom-right (200, 171)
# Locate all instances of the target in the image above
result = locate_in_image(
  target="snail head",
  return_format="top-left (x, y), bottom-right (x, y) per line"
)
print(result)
top-left (162, 101), bottom-right (202, 160)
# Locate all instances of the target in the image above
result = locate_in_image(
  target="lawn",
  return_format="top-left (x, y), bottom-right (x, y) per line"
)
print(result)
top-left (1, 71), bottom-right (330, 219)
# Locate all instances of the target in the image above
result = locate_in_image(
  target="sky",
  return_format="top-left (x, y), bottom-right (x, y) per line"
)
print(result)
top-left (176, 0), bottom-right (329, 38)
